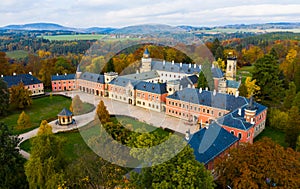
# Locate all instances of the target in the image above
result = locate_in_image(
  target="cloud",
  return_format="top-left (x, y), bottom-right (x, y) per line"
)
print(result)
top-left (0, 0), bottom-right (299, 27)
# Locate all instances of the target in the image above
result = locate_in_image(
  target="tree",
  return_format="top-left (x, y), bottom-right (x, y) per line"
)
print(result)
top-left (17, 111), bottom-right (31, 130)
top-left (215, 58), bottom-right (226, 72)
top-left (129, 145), bottom-right (215, 189)
top-left (37, 120), bottom-right (53, 135)
top-left (280, 48), bottom-right (299, 81)
top-left (70, 95), bottom-right (84, 115)
top-left (25, 121), bottom-right (65, 189)
top-left (0, 78), bottom-right (9, 116)
top-left (292, 92), bottom-right (300, 110)
top-left (238, 83), bottom-right (248, 97)
top-left (283, 82), bottom-right (297, 109)
top-left (0, 122), bottom-right (28, 189)
top-left (65, 152), bottom-right (127, 189)
top-left (244, 77), bottom-right (261, 98)
top-left (252, 54), bottom-right (284, 106)
top-left (296, 135), bottom-right (300, 152)
top-left (197, 71), bottom-right (209, 89)
top-left (285, 106), bottom-right (300, 149)
top-left (0, 52), bottom-right (10, 75)
top-left (96, 100), bottom-right (110, 124)
top-left (216, 138), bottom-right (300, 188)
top-left (269, 108), bottom-right (288, 131)
top-left (9, 82), bottom-right (32, 109)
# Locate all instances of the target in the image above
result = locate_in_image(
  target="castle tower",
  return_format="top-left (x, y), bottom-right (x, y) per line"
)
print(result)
top-left (244, 97), bottom-right (257, 124)
top-left (225, 56), bottom-right (237, 80)
top-left (76, 65), bottom-right (82, 90)
top-left (140, 48), bottom-right (152, 73)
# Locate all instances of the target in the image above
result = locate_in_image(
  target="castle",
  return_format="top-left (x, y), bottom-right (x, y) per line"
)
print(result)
top-left (50, 49), bottom-right (267, 170)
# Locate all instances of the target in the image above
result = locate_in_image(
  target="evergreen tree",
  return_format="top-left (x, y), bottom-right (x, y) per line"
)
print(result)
top-left (0, 78), bottom-right (9, 116)
top-left (10, 82), bottom-right (32, 109)
top-left (96, 100), bottom-right (110, 124)
top-left (107, 58), bottom-right (115, 72)
top-left (252, 54), bottom-right (284, 106)
top-left (17, 111), bottom-right (31, 130)
top-left (283, 82), bottom-right (297, 110)
top-left (295, 66), bottom-right (300, 92)
top-left (197, 71), bottom-right (209, 89)
top-left (0, 122), bottom-right (28, 189)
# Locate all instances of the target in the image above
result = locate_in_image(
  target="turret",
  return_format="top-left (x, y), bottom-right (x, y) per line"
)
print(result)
top-left (244, 97), bottom-right (257, 124)
top-left (225, 56), bottom-right (237, 81)
top-left (140, 48), bottom-right (152, 73)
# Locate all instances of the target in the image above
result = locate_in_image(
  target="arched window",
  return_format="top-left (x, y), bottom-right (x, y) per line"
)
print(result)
top-left (229, 65), bottom-right (232, 71)
top-left (231, 131), bottom-right (234, 135)
top-left (238, 133), bottom-right (242, 139)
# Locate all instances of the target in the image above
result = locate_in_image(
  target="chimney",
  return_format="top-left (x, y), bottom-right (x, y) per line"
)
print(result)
top-left (163, 60), bottom-right (166, 65)
top-left (205, 87), bottom-right (208, 91)
top-left (199, 88), bottom-right (202, 93)
top-left (180, 62), bottom-right (182, 67)
top-left (194, 64), bottom-right (197, 68)
top-left (192, 85), bottom-right (195, 89)
top-left (188, 84), bottom-right (191, 88)
top-left (212, 64), bottom-right (215, 69)
top-left (64, 73), bottom-right (67, 76)
top-left (235, 91), bottom-right (239, 98)
top-left (29, 72), bottom-right (32, 75)
top-left (238, 108), bottom-right (242, 116)
top-left (172, 60), bottom-right (174, 65)
top-left (136, 70), bottom-right (139, 74)
top-left (13, 73), bottom-right (16, 76)
top-left (199, 65), bottom-right (202, 69)
top-left (180, 85), bottom-right (183, 90)
top-left (251, 118), bottom-right (255, 124)
top-left (56, 73), bottom-right (59, 76)
top-left (213, 89), bottom-right (216, 96)
top-left (189, 63), bottom-right (191, 68)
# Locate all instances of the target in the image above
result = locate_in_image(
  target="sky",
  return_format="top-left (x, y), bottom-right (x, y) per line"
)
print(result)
top-left (1, 0), bottom-right (300, 28)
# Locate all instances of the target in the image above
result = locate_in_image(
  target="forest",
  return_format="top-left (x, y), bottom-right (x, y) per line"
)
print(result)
top-left (0, 30), bottom-right (300, 188)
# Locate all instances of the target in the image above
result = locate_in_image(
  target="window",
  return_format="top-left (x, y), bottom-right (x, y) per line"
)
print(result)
top-left (194, 107), bottom-right (197, 111)
top-left (203, 109), bottom-right (205, 112)
top-left (219, 112), bottom-right (222, 116)
top-left (230, 131), bottom-right (234, 135)
top-left (247, 132), bottom-right (251, 138)
top-left (182, 104), bottom-right (185, 108)
top-left (207, 109), bottom-right (210, 114)
top-left (175, 103), bottom-right (178, 106)
top-left (198, 108), bottom-right (200, 112)
top-left (238, 133), bottom-right (242, 139)
top-left (211, 110), bottom-right (214, 115)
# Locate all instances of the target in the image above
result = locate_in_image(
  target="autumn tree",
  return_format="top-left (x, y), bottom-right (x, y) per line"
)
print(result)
top-left (70, 95), bottom-right (84, 115)
top-left (37, 120), bottom-right (53, 135)
top-left (215, 58), bottom-right (226, 72)
top-left (283, 82), bottom-right (297, 109)
top-left (0, 78), bottom-right (9, 116)
top-left (238, 83), bottom-right (248, 97)
top-left (285, 106), bottom-right (300, 149)
top-left (296, 135), bottom-right (300, 152)
top-left (10, 82), bottom-right (32, 109)
top-left (216, 138), bottom-right (300, 188)
top-left (244, 77), bottom-right (261, 98)
top-left (0, 52), bottom-right (10, 75)
top-left (252, 54), bottom-right (284, 106)
top-left (25, 120), bottom-right (65, 189)
top-left (0, 122), bottom-right (28, 189)
top-left (280, 48), bottom-right (299, 81)
top-left (96, 100), bottom-right (110, 124)
top-left (242, 45), bottom-right (264, 65)
top-left (17, 111), bottom-right (31, 130)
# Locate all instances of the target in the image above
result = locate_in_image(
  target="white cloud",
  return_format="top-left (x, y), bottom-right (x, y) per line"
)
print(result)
top-left (0, 0), bottom-right (299, 27)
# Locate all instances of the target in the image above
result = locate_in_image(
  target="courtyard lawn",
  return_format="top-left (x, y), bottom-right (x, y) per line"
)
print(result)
top-left (20, 116), bottom-right (170, 162)
top-left (0, 95), bottom-right (71, 134)
top-left (255, 126), bottom-right (288, 147)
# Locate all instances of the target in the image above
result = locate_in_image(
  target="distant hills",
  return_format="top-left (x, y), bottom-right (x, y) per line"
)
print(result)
top-left (1, 22), bottom-right (300, 34)
top-left (0, 23), bottom-right (116, 34)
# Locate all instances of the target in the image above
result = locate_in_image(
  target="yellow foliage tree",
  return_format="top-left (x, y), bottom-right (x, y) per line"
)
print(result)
top-left (37, 120), bottom-right (53, 135)
top-left (17, 111), bottom-right (31, 130)
top-left (244, 77), bottom-right (260, 98)
top-left (280, 48), bottom-right (298, 81)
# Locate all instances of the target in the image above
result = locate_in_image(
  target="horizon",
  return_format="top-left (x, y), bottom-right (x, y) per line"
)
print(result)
top-left (1, 1), bottom-right (300, 28)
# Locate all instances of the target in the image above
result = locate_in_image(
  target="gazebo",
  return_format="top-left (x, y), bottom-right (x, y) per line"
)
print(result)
top-left (57, 108), bottom-right (73, 125)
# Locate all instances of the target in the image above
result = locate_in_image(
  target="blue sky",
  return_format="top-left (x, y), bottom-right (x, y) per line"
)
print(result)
top-left (1, 0), bottom-right (300, 27)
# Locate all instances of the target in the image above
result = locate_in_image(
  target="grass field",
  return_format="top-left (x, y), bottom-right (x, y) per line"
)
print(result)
top-left (6, 50), bottom-right (29, 59)
top-left (255, 127), bottom-right (288, 147)
top-left (237, 65), bottom-right (254, 82)
top-left (0, 95), bottom-right (71, 134)
top-left (39, 34), bottom-right (106, 41)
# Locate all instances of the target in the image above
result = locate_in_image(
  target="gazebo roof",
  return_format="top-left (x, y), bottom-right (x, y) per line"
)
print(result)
top-left (58, 108), bottom-right (73, 116)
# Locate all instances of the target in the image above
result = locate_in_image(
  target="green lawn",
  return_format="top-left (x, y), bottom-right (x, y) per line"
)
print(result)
top-left (237, 65), bottom-right (254, 82)
top-left (20, 116), bottom-right (170, 162)
top-left (255, 127), bottom-right (288, 147)
top-left (0, 95), bottom-right (71, 134)
top-left (6, 50), bottom-right (29, 59)
top-left (39, 34), bottom-right (106, 41)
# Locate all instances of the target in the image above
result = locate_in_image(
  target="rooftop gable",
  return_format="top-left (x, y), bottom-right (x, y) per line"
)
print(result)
top-left (189, 122), bottom-right (239, 164)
